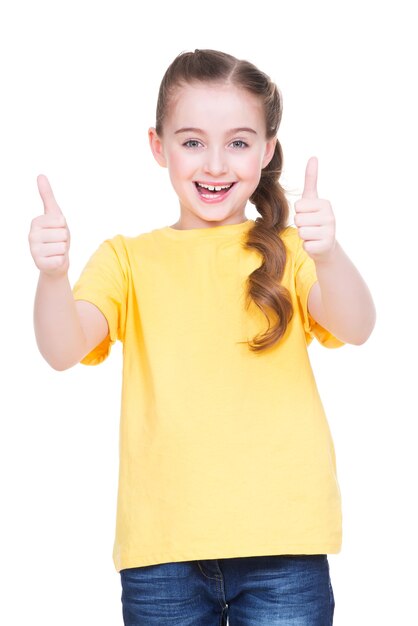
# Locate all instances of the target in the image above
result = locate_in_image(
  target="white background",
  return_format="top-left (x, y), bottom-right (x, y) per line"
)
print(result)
top-left (1, 0), bottom-right (417, 624)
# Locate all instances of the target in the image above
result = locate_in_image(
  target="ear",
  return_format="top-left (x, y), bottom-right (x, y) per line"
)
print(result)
top-left (148, 127), bottom-right (168, 168)
top-left (261, 137), bottom-right (277, 169)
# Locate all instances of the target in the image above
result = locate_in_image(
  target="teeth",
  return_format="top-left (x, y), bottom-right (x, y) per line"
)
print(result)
top-left (197, 182), bottom-right (232, 191)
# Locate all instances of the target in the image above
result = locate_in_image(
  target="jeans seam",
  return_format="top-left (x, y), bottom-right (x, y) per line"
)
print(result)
top-left (197, 561), bottom-right (220, 581)
top-left (327, 559), bottom-right (335, 626)
top-left (197, 561), bottom-right (228, 618)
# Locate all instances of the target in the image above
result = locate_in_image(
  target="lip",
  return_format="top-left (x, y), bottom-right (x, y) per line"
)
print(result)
top-left (193, 181), bottom-right (236, 204)
top-left (194, 181), bottom-right (236, 186)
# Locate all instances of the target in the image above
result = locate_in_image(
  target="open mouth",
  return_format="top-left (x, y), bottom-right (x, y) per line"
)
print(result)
top-left (194, 181), bottom-right (236, 201)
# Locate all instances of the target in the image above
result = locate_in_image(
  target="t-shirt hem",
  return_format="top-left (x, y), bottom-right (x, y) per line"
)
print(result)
top-left (114, 542), bottom-right (342, 572)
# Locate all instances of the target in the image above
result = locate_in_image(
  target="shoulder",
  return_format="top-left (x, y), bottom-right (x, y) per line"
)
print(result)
top-left (114, 227), bottom-right (166, 249)
top-left (98, 230), bottom-right (165, 271)
top-left (101, 230), bottom-right (153, 255)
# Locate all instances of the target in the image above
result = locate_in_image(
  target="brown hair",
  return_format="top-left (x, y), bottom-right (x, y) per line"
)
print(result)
top-left (155, 48), bottom-right (294, 352)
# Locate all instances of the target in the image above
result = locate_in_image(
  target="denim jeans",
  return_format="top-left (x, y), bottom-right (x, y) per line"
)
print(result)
top-left (120, 554), bottom-right (335, 625)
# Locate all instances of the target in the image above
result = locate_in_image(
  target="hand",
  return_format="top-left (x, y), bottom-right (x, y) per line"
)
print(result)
top-left (28, 175), bottom-right (71, 277)
top-left (294, 156), bottom-right (337, 263)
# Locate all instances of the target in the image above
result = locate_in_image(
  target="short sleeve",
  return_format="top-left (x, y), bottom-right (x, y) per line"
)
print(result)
top-left (72, 236), bottom-right (127, 365)
top-left (294, 232), bottom-right (345, 349)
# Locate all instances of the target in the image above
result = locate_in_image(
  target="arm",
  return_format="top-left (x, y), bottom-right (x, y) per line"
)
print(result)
top-left (307, 242), bottom-right (376, 345)
top-left (34, 272), bottom-right (108, 370)
top-left (295, 156), bottom-right (376, 346)
top-left (30, 174), bottom-right (108, 371)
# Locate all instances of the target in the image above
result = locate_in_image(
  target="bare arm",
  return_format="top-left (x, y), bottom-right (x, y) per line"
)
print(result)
top-left (295, 156), bottom-right (376, 345)
top-left (307, 243), bottom-right (376, 345)
top-left (34, 272), bottom-right (108, 370)
top-left (30, 175), bottom-right (108, 370)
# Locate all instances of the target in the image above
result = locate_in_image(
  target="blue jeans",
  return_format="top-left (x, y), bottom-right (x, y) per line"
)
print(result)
top-left (120, 554), bottom-right (335, 625)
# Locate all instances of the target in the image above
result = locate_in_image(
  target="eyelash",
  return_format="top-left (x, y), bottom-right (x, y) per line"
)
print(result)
top-left (183, 139), bottom-right (249, 149)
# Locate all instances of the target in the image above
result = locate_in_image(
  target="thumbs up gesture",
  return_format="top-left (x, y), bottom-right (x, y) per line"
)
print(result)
top-left (294, 157), bottom-right (337, 263)
top-left (28, 175), bottom-right (71, 276)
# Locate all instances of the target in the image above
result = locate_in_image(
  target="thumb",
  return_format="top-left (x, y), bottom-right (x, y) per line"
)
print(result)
top-left (37, 174), bottom-right (63, 215)
top-left (302, 156), bottom-right (319, 199)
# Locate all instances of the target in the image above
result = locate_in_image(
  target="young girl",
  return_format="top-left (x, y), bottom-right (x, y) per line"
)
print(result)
top-left (29, 48), bottom-right (376, 626)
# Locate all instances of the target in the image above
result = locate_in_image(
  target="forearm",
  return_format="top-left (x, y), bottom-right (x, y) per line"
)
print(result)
top-left (34, 272), bottom-right (87, 370)
top-left (314, 241), bottom-right (376, 345)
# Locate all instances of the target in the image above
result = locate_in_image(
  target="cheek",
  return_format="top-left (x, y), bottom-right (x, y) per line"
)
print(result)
top-left (166, 151), bottom-right (193, 193)
top-left (239, 154), bottom-right (263, 180)
top-left (167, 148), bottom-right (193, 178)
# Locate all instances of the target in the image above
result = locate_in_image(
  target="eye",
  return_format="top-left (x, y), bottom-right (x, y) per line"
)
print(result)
top-left (183, 139), bottom-right (249, 149)
top-left (183, 140), bottom-right (202, 149)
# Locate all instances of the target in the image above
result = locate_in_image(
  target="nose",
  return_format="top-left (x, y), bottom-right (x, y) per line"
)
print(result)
top-left (202, 146), bottom-right (228, 177)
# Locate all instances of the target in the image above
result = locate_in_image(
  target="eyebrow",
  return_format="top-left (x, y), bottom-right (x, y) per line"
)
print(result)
top-left (174, 127), bottom-right (258, 135)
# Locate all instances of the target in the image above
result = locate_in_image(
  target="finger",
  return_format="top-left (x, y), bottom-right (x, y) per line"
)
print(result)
top-left (38, 227), bottom-right (69, 243)
top-left (41, 241), bottom-right (68, 257)
top-left (37, 174), bottom-right (63, 215)
top-left (302, 156), bottom-right (318, 200)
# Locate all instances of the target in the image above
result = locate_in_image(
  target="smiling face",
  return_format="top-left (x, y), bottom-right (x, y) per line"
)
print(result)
top-left (148, 82), bottom-right (277, 229)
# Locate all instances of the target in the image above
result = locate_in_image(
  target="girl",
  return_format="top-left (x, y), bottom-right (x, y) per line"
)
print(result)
top-left (29, 48), bottom-right (376, 626)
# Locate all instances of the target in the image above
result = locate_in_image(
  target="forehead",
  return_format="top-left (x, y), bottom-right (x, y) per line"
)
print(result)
top-left (167, 82), bottom-right (265, 130)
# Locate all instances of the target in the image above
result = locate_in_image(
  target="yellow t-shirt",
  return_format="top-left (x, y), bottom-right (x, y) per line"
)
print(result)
top-left (72, 219), bottom-right (345, 572)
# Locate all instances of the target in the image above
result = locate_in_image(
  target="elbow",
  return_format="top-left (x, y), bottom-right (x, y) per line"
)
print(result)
top-left (37, 338), bottom-right (88, 371)
top-left (50, 362), bottom-right (73, 371)
top-left (349, 310), bottom-right (377, 346)
top-left (47, 360), bottom-right (73, 372)
top-left (42, 353), bottom-right (79, 371)
top-left (349, 335), bottom-right (371, 346)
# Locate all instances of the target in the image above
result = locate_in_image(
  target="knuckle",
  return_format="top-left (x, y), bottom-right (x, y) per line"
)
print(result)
top-left (28, 231), bottom-right (40, 245)
top-left (30, 215), bottom-right (42, 229)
